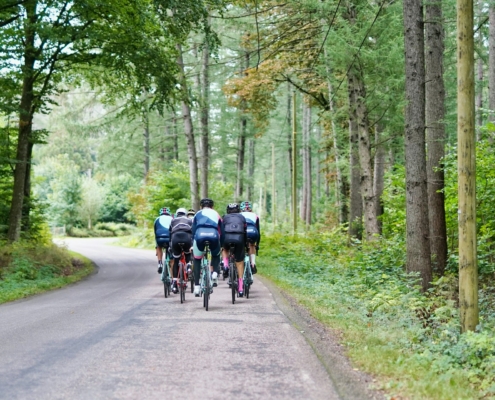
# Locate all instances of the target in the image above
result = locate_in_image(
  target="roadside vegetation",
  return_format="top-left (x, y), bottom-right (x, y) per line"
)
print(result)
top-left (0, 239), bottom-right (93, 304)
top-left (260, 232), bottom-right (495, 400)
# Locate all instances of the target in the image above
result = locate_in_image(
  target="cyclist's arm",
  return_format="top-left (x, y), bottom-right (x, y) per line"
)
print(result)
top-left (256, 217), bottom-right (261, 246)
top-left (218, 216), bottom-right (225, 245)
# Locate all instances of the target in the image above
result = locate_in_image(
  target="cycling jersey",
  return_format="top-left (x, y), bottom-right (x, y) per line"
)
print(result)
top-left (241, 211), bottom-right (260, 244)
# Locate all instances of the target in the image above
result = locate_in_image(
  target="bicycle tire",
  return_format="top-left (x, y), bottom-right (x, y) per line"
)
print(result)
top-left (244, 259), bottom-right (251, 299)
top-left (204, 271), bottom-right (210, 311)
top-left (162, 268), bottom-right (170, 298)
top-left (179, 263), bottom-right (185, 304)
top-left (229, 255), bottom-right (236, 304)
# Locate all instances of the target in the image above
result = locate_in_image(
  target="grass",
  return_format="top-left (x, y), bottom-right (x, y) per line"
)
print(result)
top-left (259, 233), bottom-right (491, 400)
top-left (0, 241), bottom-right (94, 304)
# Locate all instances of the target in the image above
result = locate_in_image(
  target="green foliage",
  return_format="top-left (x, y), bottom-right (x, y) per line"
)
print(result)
top-left (129, 162), bottom-right (192, 226)
top-left (444, 141), bottom-right (495, 276)
top-left (100, 174), bottom-right (138, 223)
top-left (261, 231), bottom-right (494, 399)
top-left (0, 241), bottom-right (93, 304)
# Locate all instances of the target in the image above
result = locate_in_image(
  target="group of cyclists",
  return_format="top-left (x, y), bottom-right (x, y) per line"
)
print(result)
top-left (153, 198), bottom-right (260, 299)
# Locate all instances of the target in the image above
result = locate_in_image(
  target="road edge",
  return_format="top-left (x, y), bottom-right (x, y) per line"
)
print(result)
top-left (260, 275), bottom-right (385, 400)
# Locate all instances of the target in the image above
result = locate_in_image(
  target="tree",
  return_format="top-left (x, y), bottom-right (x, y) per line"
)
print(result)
top-left (457, 0), bottom-right (478, 332)
top-left (425, 0), bottom-right (448, 275)
top-left (403, 0), bottom-right (432, 290)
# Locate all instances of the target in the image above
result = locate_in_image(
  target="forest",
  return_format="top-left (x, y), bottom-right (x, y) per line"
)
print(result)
top-left (1, 0), bottom-right (495, 398)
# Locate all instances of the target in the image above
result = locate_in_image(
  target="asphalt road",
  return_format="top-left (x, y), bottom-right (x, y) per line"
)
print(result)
top-left (0, 238), bottom-right (378, 400)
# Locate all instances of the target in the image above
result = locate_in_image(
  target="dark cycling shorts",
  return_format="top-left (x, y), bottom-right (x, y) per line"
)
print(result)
top-left (193, 227), bottom-right (221, 257)
top-left (156, 236), bottom-right (170, 249)
top-left (171, 231), bottom-right (193, 258)
top-left (246, 227), bottom-right (259, 244)
top-left (223, 233), bottom-right (246, 262)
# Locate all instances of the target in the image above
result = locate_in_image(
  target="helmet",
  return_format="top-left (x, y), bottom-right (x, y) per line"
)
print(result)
top-left (187, 208), bottom-right (196, 217)
top-left (200, 198), bottom-right (214, 208)
top-left (240, 201), bottom-right (252, 212)
top-left (226, 203), bottom-right (240, 214)
top-left (176, 207), bottom-right (187, 217)
top-left (160, 207), bottom-right (171, 216)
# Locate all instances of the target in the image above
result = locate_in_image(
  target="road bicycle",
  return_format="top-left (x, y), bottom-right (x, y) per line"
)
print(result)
top-left (227, 245), bottom-right (238, 304)
top-left (177, 243), bottom-right (192, 304)
top-left (243, 253), bottom-right (254, 299)
top-left (200, 241), bottom-right (212, 311)
top-left (160, 248), bottom-right (172, 298)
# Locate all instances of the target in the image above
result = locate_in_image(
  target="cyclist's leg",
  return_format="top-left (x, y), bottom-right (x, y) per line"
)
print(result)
top-left (192, 238), bottom-right (205, 286)
top-left (234, 241), bottom-right (245, 295)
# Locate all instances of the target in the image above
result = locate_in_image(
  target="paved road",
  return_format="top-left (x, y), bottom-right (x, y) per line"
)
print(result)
top-left (0, 238), bottom-right (370, 400)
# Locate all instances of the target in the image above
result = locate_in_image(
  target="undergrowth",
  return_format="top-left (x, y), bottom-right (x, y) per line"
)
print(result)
top-left (260, 231), bottom-right (495, 400)
top-left (0, 241), bottom-right (93, 304)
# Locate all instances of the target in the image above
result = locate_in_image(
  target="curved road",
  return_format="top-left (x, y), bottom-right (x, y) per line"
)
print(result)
top-left (0, 238), bottom-right (377, 400)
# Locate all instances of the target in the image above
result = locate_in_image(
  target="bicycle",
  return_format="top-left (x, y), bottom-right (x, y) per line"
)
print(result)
top-left (200, 241), bottom-right (212, 311)
top-left (160, 248), bottom-right (172, 298)
top-left (177, 243), bottom-right (191, 304)
top-left (227, 245), bottom-right (238, 304)
top-left (243, 252), bottom-right (254, 299)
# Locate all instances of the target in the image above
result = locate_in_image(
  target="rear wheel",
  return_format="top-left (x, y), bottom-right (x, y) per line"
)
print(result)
top-left (179, 264), bottom-right (185, 303)
top-left (204, 266), bottom-right (210, 311)
top-left (163, 269), bottom-right (170, 298)
top-left (229, 256), bottom-right (237, 304)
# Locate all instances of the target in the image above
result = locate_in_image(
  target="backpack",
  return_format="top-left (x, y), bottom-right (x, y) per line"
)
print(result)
top-left (223, 214), bottom-right (245, 234)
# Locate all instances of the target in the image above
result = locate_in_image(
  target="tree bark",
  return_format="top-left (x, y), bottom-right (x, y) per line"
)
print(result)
top-left (425, 0), bottom-right (448, 275)
top-left (200, 30), bottom-right (210, 199)
top-left (143, 110), bottom-right (150, 178)
top-left (457, 0), bottom-right (478, 332)
top-left (489, 4), bottom-right (495, 117)
top-left (373, 126), bottom-right (385, 234)
top-left (8, 0), bottom-right (36, 242)
top-left (347, 73), bottom-right (363, 239)
top-left (353, 68), bottom-right (380, 240)
top-left (247, 138), bottom-right (255, 200)
top-left (403, 0), bottom-right (432, 290)
top-left (235, 52), bottom-right (249, 201)
top-left (177, 44), bottom-right (199, 210)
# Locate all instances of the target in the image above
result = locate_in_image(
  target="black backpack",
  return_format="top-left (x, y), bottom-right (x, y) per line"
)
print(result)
top-left (223, 213), bottom-right (245, 234)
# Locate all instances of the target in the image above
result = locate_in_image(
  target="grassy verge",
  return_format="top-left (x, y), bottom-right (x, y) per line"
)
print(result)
top-left (0, 241), bottom-right (94, 304)
top-left (259, 232), bottom-right (493, 400)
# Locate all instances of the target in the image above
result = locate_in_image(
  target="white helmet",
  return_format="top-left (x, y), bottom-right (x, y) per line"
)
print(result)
top-left (176, 207), bottom-right (187, 217)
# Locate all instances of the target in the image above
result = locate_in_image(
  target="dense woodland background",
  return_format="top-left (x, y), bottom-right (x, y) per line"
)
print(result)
top-left (2, 1), bottom-right (495, 396)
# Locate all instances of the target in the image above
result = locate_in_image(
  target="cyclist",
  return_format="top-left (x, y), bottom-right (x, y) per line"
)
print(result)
top-left (221, 203), bottom-right (247, 296)
top-left (170, 207), bottom-right (193, 294)
top-left (192, 198), bottom-right (223, 297)
top-left (154, 207), bottom-right (173, 274)
top-left (187, 209), bottom-right (196, 219)
top-left (240, 201), bottom-right (260, 274)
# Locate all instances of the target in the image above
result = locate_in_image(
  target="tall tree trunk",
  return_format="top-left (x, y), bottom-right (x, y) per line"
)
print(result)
top-left (8, 0), bottom-right (36, 242)
top-left (235, 52), bottom-right (249, 200)
top-left (458, 0), bottom-right (478, 332)
top-left (177, 44), bottom-right (199, 210)
top-left (353, 68), bottom-right (380, 240)
top-left (247, 138), bottom-right (255, 200)
top-left (143, 110), bottom-right (150, 178)
top-left (489, 4), bottom-right (495, 117)
top-left (403, 0), bottom-right (432, 291)
top-left (172, 110), bottom-right (179, 161)
top-left (287, 81), bottom-right (293, 211)
top-left (373, 126), bottom-right (385, 234)
top-left (324, 47), bottom-right (347, 224)
top-left (347, 74), bottom-right (363, 239)
top-left (425, 0), bottom-right (448, 275)
top-left (200, 28), bottom-right (210, 199)
top-left (300, 100), bottom-right (308, 222)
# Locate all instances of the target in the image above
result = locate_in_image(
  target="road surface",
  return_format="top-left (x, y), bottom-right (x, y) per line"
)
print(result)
top-left (0, 238), bottom-right (378, 399)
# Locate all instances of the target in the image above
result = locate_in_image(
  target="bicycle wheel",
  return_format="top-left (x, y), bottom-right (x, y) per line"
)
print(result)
top-left (179, 263), bottom-right (185, 304)
top-left (203, 265), bottom-right (211, 311)
top-left (163, 269), bottom-right (170, 298)
top-left (244, 260), bottom-right (252, 299)
top-left (229, 256), bottom-right (236, 304)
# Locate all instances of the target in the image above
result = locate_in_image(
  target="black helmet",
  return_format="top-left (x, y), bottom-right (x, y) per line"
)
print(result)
top-left (226, 203), bottom-right (240, 214)
top-left (200, 198), bottom-right (214, 208)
